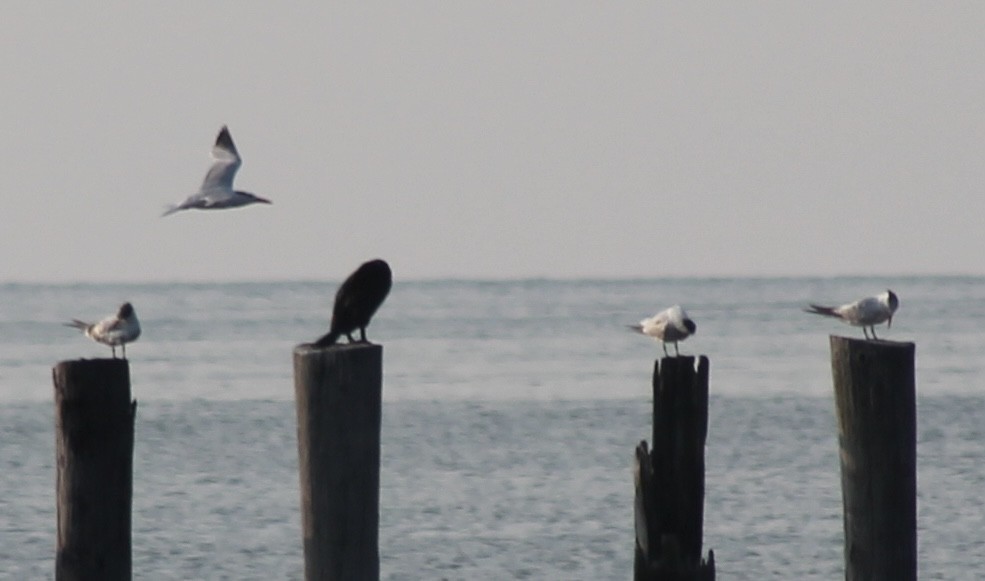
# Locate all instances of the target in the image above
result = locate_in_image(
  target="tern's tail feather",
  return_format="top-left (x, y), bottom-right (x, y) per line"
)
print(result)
top-left (804, 305), bottom-right (839, 318)
top-left (64, 319), bottom-right (90, 331)
top-left (161, 204), bottom-right (182, 217)
top-left (313, 331), bottom-right (340, 348)
top-left (626, 324), bottom-right (645, 334)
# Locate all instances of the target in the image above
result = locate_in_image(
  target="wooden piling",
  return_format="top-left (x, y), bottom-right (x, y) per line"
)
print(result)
top-left (830, 336), bottom-right (916, 581)
top-left (53, 358), bottom-right (136, 581)
top-left (294, 343), bottom-right (382, 581)
top-left (634, 356), bottom-right (715, 581)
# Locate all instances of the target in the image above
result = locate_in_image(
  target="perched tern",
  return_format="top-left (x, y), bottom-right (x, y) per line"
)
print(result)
top-left (162, 126), bottom-right (271, 216)
top-left (313, 259), bottom-right (393, 346)
top-left (804, 289), bottom-right (899, 339)
top-left (628, 305), bottom-right (697, 357)
top-left (65, 302), bottom-right (141, 359)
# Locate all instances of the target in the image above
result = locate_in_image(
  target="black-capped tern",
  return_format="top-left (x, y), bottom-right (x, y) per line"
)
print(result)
top-left (804, 289), bottom-right (899, 339)
top-left (628, 304), bottom-right (697, 357)
top-left (65, 302), bottom-right (141, 359)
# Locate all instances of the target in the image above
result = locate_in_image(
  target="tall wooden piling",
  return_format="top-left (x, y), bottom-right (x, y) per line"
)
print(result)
top-left (830, 337), bottom-right (916, 581)
top-left (53, 358), bottom-right (136, 581)
top-left (634, 356), bottom-right (715, 581)
top-left (294, 343), bottom-right (382, 581)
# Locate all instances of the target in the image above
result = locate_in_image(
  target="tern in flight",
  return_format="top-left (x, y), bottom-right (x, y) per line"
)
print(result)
top-left (162, 126), bottom-right (271, 216)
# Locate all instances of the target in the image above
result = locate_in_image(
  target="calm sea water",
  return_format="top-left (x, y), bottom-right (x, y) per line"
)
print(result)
top-left (2, 277), bottom-right (984, 579)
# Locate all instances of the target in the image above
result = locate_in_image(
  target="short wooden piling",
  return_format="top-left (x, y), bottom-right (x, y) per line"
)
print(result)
top-left (53, 358), bottom-right (136, 581)
top-left (294, 343), bottom-right (382, 581)
top-left (830, 336), bottom-right (916, 581)
top-left (634, 356), bottom-right (715, 581)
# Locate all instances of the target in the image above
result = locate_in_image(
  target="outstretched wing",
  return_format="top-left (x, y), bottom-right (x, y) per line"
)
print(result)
top-left (200, 126), bottom-right (242, 191)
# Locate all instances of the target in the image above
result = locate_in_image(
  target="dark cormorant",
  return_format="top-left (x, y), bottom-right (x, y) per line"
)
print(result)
top-left (313, 259), bottom-right (392, 346)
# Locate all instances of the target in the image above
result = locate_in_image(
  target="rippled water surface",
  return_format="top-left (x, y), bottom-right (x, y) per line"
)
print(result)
top-left (1, 277), bottom-right (983, 579)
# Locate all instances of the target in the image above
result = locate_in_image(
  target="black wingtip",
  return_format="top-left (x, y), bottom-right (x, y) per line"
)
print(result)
top-left (804, 304), bottom-right (836, 317)
top-left (215, 125), bottom-right (234, 148)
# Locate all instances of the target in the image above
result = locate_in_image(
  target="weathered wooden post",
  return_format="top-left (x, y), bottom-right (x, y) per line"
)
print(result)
top-left (634, 356), bottom-right (715, 581)
top-left (294, 343), bottom-right (382, 581)
top-left (53, 358), bottom-right (136, 581)
top-left (829, 337), bottom-right (916, 581)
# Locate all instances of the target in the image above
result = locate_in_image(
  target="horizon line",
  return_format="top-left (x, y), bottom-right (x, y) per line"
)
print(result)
top-left (2, 271), bottom-right (981, 286)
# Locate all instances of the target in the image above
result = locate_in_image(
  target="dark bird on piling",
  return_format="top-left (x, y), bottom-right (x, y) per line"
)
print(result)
top-left (804, 289), bottom-right (899, 339)
top-left (65, 302), bottom-right (141, 359)
top-left (162, 125), bottom-right (271, 216)
top-left (314, 259), bottom-right (392, 346)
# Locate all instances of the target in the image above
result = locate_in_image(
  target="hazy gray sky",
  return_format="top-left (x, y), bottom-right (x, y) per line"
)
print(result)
top-left (2, 3), bottom-right (983, 282)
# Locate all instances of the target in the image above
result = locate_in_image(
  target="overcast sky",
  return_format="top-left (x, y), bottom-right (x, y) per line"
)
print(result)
top-left (2, 3), bottom-right (983, 282)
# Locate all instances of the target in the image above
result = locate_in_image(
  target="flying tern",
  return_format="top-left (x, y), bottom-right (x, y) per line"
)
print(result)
top-left (162, 126), bottom-right (271, 216)
top-left (65, 302), bottom-right (141, 359)
top-left (804, 289), bottom-right (899, 339)
top-left (313, 259), bottom-right (393, 347)
top-left (628, 304), bottom-right (697, 356)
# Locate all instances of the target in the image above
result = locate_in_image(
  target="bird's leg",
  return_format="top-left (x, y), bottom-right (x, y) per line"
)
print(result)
top-left (871, 326), bottom-right (878, 340)
top-left (862, 327), bottom-right (870, 340)
top-left (346, 332), bottom-right (355, 343)
top-left (674, 341), bottom-right (680, 356)
top-left (112, 345), bottom-right (117, 359)
top-left (662, 342), bottom-right (669, 357)
top-left (359, 327), bottom-right (367, 343)
top-left (122, 344), bottom-right (127, 359)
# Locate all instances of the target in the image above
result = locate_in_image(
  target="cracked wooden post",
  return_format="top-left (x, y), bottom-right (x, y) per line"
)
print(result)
top-left (53, 358), bottom-right (136, 581)
top-left (634, 355), bottom-right (715, 580)
top-left (830, 337), bottom-right (916, 581)
top-left (294, 343), bottom-right (382, 581)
